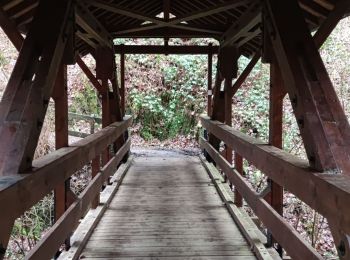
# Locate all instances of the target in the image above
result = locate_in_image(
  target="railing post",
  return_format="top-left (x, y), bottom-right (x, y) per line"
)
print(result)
top-left (120, 45), bottom-right (126, 117)
top-left (224, 79), bottom-right (233, 165)
top-left (53, 65), bottom-right (70, 223)
top-left (266, 60), bottom-right (286, 254)
top-left (96, 47), bottom-right (113, 164)
top-left (101, 81), bottom-right (111, 164)
top-left (207, 43), bottom-right (213, 117)
top-left (209, 46), bottom-right (238, 160)
top-left (91, 155), bottom-right (101, 208)
top-left (233, 153), bottom-right (243, 207)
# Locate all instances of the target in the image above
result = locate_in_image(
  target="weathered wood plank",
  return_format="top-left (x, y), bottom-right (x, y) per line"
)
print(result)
top-left (200, 155), bottom-right (272, 260)
top-left (76, 154), bottom-right (259, 259)
top-left (58, 156), bottom-right (133, 260)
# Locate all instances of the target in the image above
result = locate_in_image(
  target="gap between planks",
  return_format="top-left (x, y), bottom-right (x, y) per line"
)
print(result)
top-left (199, 155), bottom-right (280, 260)
top-left (58, 156), bottom-right (133, 260)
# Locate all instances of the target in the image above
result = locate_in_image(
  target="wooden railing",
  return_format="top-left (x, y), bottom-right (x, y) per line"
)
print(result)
top-left (200, 115), bottom-right (350, 259)
top-left (68, 113), bottom-right (102, 138)
top-left (0, 116), bottom-right (132, 259)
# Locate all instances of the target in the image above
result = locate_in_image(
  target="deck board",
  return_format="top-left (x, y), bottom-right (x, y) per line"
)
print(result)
top-left (79, 154), bottom-right (257, 259)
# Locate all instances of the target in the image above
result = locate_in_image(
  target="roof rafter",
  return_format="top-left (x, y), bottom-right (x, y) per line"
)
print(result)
top-left (113, 44), bottom-right (219, 55)
top-left (221, 2), bottom-right (261, 47)
top-left (86, 0), bottom-right (248, 35)
top-left (112, 26), bottom-right (220, 39)
top-left (0, 7), bottom-right (23, 51)
top-left (76, 2), bottom-right (112, 49)
top-left (171, 0), bottom-right (250, 24)
top-left (114, 23), bottom-right (222, 35)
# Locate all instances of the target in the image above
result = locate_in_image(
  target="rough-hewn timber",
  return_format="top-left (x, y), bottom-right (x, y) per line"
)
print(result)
top-left (74, 153), bottom-right (264, 259)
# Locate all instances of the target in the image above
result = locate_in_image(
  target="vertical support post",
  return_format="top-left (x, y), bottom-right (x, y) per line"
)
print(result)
top-left (209, 46), bottom-right (238, 152)
top-left (224, 79), bottom-right (233, 164)
top-left (266, 61), bottom-right (286, 253)
top-left (120, 46), bottom-right (126, 117)
top-left (163, 0), bottom-right (170, 48)
top-left (234, 153), bottom-right (243, 206)
top-left (52, 65), bottom-right (69, 222)
top-left (91, 156), bottom-right (100, 208)
top-left (52, 65), bottom-right (75, 250)
top-left (96, 46), bottom-right (115, 164)
top-left (101, 79), bottom-right (111, 164)
top-left (207, 44), bottom-right (213, 116)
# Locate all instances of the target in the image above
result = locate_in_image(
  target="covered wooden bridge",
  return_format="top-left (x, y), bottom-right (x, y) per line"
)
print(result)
top-left (0, 0), bottom-right (350, 259)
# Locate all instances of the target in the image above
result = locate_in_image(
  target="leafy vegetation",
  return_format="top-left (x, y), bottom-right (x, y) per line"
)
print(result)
top-left (127, 54), bottom-right (207, 140)
top-left (7, 196), bottom-right (53, 258)
top-left (70, 78), bottom-right (101, 117)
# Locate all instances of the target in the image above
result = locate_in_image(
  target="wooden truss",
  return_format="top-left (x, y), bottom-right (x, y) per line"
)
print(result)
top-left (87, 0), bottom-right (248, 35)
top-left (203, 0), bottom-right (350, 258)
top-left (0, 0), bottom-right (127, 257)
top-left (0, 0), bottom-right (74, 175)
top-left (0, 0), bottom-right (349, 258)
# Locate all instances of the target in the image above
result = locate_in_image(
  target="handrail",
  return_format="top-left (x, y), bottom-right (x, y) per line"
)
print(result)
top-left (26, 138), bottom-right (131, 259)
top-left (200, 137), bottom-right (321, 259)
top-left (200, 115), bottom-right (350, 258)
top-left (68, 112), bottom-right (102, 124)
top-left (0, 116), bottom-right (132, 247)
top-left (68, 113), bottom-right (102, 138)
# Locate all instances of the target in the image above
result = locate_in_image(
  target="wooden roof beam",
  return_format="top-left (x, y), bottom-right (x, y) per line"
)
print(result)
top-left (112, 27), bottom-right (220, 39)
top-left (163, 0), bottom-right (170, 45)
top-left (299, 0), bottom-right (329, 19)
top-left (313, 0), bottom-right (350, 48)
top-left (76, 31), bottom-right (97, 49)
top-left (113, 45), bottom-right (219, 55)
top-left (0, 7), bottom-right (23, 51)
top-left (86, 0), bottom-right (247, 35)
top-left (86, 0), bottom-right (163, 25)
top-left (230, 0), bottom-right (346, 104)
top-left (88, 0), bottom-right (248, 24)
top-left (6, 0), bottom-right (38, 19)
top-left (76, 3), bottom-right (112, 49)
top-left (114, 23), bottom-right (222, 35)
top-left (2, 0), bottom-right (23, 11)
top-left (236, 27), bottom-right (261, 48)
top-left (171, 0), bottom-right (250, 24)
top-left (221, 2), bottom-right (261, 47)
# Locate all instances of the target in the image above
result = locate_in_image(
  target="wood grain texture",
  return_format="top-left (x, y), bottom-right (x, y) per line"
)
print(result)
top-left (77, 154), bottom-right (257, 259)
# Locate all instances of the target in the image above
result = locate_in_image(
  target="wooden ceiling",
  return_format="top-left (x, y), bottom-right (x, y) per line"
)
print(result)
top-left (0, 0), bottom-right (344, 57)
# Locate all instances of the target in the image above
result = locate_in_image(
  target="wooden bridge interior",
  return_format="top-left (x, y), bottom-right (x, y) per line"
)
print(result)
top-left (0, 0), bottom-right (350, 259)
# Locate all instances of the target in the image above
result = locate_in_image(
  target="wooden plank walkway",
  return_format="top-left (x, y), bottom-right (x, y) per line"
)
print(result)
top-left (78, 152), bottom-right (257, 259)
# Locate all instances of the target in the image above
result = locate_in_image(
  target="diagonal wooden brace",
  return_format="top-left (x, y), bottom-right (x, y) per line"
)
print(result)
top-left (0, 0), bottom-right (75, 175)
top-left (264, 0), bottom-right (350, 257)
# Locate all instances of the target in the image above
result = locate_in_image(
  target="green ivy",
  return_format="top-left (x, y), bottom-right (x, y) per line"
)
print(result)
top-left (70, 80), bottom-right (101, 117)
top-left (127, 54), bottom-right (207, 140)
